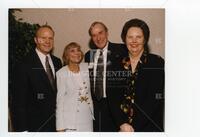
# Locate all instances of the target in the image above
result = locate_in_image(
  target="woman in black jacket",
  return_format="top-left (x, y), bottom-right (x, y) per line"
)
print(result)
top-left (108, 18), bottom-right (164, 132)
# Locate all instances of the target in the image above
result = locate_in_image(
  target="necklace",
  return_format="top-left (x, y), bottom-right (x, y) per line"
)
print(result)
top-left (68, 64), bottom-right (80, 73)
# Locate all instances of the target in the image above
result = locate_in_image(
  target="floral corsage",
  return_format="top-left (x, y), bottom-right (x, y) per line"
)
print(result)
top-left (122, 56), bottom-right (131, 70)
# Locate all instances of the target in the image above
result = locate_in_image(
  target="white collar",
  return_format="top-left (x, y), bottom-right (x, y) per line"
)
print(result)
top-left (97, 42), bottom-right (108, 55)
top-left (35, 48), bottom-right (50, 59)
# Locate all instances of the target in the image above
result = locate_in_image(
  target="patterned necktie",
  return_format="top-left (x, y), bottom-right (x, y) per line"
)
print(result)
top-left (45, 56), bottom-right (55, 90)
top-left (95, 50), bottom-right (104, 101)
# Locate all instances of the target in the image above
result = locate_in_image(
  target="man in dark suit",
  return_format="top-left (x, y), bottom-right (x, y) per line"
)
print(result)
top-left (85, 21), bottom-right (126, 132)
top-left (10, 25), bottom-right (62, 132)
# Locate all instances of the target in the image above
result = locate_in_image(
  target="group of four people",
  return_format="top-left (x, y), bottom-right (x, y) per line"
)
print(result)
top-left (10, 18), bottom-right (164, 132)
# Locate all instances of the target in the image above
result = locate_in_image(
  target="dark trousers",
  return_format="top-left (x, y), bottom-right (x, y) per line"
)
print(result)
top-left (93, 98), bottom-right (117, 132)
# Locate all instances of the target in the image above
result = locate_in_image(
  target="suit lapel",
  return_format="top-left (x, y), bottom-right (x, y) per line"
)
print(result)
top-left (107, 42), bottom-right (112, 70)
top-left (106, 43), bottom-right (117, 94)
top-left (106, 43), bottom-right (112, 93)
top-left (50, 55), bottom-right (59, 72)
top-left (31, 51), bottom-right (55, 93)
top-left (88, 50), bottom-right (96, 95)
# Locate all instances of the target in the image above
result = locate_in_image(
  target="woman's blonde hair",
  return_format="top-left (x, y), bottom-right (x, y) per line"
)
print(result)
top-left (62, 42), bottom-right (84, 65)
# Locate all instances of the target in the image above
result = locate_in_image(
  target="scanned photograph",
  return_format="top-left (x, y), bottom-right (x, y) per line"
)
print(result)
top-left (8, 8), bottom-right (165, 132)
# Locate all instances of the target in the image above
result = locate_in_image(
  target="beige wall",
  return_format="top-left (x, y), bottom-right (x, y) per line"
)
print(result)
top-left (15, 9), bottom-right (165, 60)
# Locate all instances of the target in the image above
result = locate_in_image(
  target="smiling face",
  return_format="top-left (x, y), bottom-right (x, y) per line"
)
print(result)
top-left (126, 27), bottom-right (145, 58)
top-left (34, 27), bottom-right (54, 55)
top-left (66, 47), bottom-right (83, 65)
top-left (90, 23), bottom-right (108, 49)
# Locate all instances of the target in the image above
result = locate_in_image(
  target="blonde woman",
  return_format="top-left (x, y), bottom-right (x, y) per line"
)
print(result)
top-left (56, 42), bottom-right (94, 132)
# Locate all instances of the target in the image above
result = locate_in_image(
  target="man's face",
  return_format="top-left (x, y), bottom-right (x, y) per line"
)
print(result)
top-left (34, 27), bottom-right (54, 55)
top-left (90, 24), bottom-right (108, 49)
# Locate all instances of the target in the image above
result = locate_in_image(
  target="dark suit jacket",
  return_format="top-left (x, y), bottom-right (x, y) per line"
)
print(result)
top-left (10, 49), bottom-right (62, 132)
top-left (109, 53), bottom-right (165, 132)
top-left (85, 42), bottom-right (127, 131)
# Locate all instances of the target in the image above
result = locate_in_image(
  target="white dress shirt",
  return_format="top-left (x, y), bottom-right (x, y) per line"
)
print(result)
top-left (35, 48), bottom-right (55, 77)
top-left (93, 42), bottom-right (108, 98)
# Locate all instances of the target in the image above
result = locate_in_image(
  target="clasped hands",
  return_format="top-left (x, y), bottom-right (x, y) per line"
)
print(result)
top-left (119, 123), bottom-right (134, 132)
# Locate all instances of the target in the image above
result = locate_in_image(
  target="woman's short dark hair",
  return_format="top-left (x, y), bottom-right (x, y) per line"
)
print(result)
top-left (121, 18), bottom-right (150, 46)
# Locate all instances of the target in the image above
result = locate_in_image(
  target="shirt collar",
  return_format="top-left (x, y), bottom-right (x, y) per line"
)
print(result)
top-left (97, 42), bottom-right (108, 54)
top-left (35, 48), bottom-right (50, 59)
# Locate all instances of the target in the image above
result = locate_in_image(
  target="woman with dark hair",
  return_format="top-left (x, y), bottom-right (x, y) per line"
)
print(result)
top-left (109, 19), bottom-right (164, 132)
top-left (56, 42), bottom-right (94, 132)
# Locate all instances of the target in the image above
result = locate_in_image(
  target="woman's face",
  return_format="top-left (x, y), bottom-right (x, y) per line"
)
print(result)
top-left (125, 27), bottom-right (145, 58)
top-left (67, 47), bottom-right (82, 65)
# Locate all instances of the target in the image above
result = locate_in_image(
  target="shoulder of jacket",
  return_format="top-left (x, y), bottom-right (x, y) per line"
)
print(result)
top-left (147, 53), bottom-right (164, 67)
top-left (148, 53), bottom-right (164, 60)
top-left (51, 54), bottom-right (61, 61)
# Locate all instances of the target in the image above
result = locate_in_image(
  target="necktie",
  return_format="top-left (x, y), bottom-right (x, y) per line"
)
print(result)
top-left (45, 56), bottom-right (55, 90)
top-left (95, 50), bottom-right (104, 101)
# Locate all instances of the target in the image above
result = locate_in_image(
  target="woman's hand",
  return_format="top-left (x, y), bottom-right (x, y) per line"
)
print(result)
top-left (119, 123), bottom-right (134, 132)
